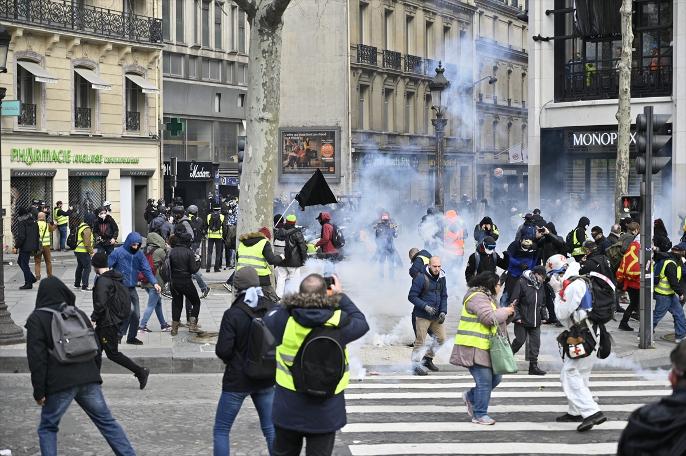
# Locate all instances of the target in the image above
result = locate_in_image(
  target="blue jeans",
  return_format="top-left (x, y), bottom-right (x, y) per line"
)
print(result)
top-left (213, 388), bottom-right (275, 456)
top-left (38, 383), bottom-right (135, 456)
top-left (653, 294), bottom-right (686, 338)
top-left (119, 287), bottom-right (140, 342)
top-left (467, 365), bottom-right (502, 418)
top-left (17, 251), bottom-right (36, 285)
top-left (193, 271), bottom-right (209, 292)
top-left (499, 290), bottom-right (509, 308)
top-left (139, 288), bottom-right (167, 328)
top-left (57, 225), bottom-right (68, 250)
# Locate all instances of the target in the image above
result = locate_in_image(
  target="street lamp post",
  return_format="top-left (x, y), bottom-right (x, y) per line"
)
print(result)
top-left (430, 62), bottom-right (450, 213)
top-left (0, 27), bottom-right (25, 345)
top-left (469, 76), bottom-right (497, 202)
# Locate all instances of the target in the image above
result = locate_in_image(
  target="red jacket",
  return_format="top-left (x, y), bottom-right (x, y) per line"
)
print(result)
top-left (616, 240), bottom-right (641, 290)
top-left (315, 212), bottom-right (338, 254)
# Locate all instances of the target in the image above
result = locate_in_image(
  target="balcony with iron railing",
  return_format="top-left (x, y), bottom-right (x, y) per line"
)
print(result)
top-left (382, 50), bottom-right (401, 71)
top-left (74, 107), bottom-right (91, 129)
top-left (558, 64), bottom-right (672, 102)
top-left (405, 54), bottom-right (422, 74)
top-left (18, 102), bottom-right (36, 126)
top-left (0, 0), bottom-right (163, 45)
top-left (423, 58), bottom-right (437, 77)
top-left (126, 110), bottom-right (140, 131)
top-left (356, 44), bottom-right (377, 66)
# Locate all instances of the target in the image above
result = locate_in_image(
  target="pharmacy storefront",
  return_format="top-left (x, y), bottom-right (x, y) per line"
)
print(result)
top-left (2, 137), bottom-right (161, 249)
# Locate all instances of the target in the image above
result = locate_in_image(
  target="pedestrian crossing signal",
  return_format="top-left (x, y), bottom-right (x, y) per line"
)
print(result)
top-left (621, 195), bottom-right (640, 220)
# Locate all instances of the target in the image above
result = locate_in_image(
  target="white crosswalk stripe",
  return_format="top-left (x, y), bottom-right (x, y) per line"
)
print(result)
top-left (340, 370), bottom-right (672, 455)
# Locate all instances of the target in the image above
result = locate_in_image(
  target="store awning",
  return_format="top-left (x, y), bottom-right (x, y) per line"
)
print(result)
top-left (17, 61), bottom-right (58, 84)
top-left (125, 74), bottom-right (159, 94)
top-left (74, 68), bottom-right (112, 91)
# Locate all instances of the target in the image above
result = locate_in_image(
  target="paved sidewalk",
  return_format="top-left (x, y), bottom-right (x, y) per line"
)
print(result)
top-left (0, 257), bottom-right (681, 374)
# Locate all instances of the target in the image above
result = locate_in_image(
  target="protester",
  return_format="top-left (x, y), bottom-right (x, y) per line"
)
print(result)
top-left (553, 261), bottom-right (607, 432)
top-left (91, 252), bottom-right (150, 389)
top-left (93, 206), bottom-right (119, 255)
top-left (473, 216), bottom-right (500, 245)
top-left (580, 240), bottom-right (615, 281)
top-left (510, 265), bottom-right (548, 376)
top-left (13, 206), bottom-right (39, 289)
top-left (236, 227), bottom-right (285, 303)
top-left (206, 203), bottom-right (225, 272)
top-left (464, 236), bottom-right (508, 282)
top-left (265, 273), bottom-right (369, 456)
top-left (315, 211), bottom-right (340, 260)
top-left (590, 226), bottom-right (611, 254)
top-left (654, 218), bottom-right (672, 253)
top-left (652, 237), bottom-right (686, 344)
top-left (408, 247), bottom-right (432, 279)
top-left (213, 267), bottom-right (276, 455)
top-left (25, 277), bottom-right (136, 455)
top-left (186, 205), bottom-right (210, 300)
top-left (108, 232), bottom-right (160, 345)
top-left (138, 231), bottom-right (171, 332)
top-left (274, 214), bottom-right (309, 297)
top-left (373, 212), bottom-right (401, 279)
top-left (52, 201), bottom-right (72, 251)
top-left (418, 207), bottom-right (443, 251)
top-left (567, 216), bottom-right (590, 262)
top-left (451, 271), bottom-right (515, 425)
top-left (72, 215), bottom-right (94, 291)
top-left (34, 211), bottom-right (56, 281)
top-left (617, 341), bottom-right (686, 455)
top-left (408, 256), bottom-right (448, 376)
top-left (168, 234), bottom-right (202, 335)
top-left (502, 238), bottom-right (538, 307)
top-left (537, 222), bottom-right (567, 263)
top-left (148, 206), bottom-right (173, 239)
top-left (607, 224), bottom-right (622, 244)
top-left (444, 210), bottom-right (468, 271)
top-left (616, 222), bottom-right (641, 331)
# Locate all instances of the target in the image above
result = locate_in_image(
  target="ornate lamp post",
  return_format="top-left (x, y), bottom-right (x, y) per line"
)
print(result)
top-left (430, 62), bottom-right (450, 213)
top-left (0, 27), bottom-right (25, 345)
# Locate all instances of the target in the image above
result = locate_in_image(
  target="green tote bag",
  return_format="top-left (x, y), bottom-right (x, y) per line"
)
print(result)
top-left (488, 312), bottom-right (518, 375)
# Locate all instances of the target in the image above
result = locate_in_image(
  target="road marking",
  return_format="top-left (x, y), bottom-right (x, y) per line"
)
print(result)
top-left (342, 420), bottom-right (627, 433)
top-left (359, 372), bottom-right (661, 381)
top-left (345, 389), bottom-right (670, 400)
top-left (345, 403), bottom-right (644, 414)
top-left (347, 380), bottom-right (669, 389)
top-left (348, 442), bottom-right (618, 455)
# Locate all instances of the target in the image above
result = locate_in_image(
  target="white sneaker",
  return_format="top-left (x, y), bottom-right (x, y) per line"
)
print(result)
top-left (472, 415), bottom-right (496, 425)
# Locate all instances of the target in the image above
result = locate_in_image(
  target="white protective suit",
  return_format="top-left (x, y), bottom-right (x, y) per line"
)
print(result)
top-left (553, 262), bottom-right (601, 419)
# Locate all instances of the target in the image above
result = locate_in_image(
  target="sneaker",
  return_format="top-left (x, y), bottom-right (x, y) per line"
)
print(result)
top-left (19, 284), bottom-right (33, 290)
top-left (555, 413), bottom-right (583, 422)
top-left (618, 322), bottom-right (634, 331)
top-left (222, 283), bottom-right (233, 293)
top-left (73, 284), bottom-right (81, 289)
top-left (472, 415), bottom-right (496, 425)
top-left (462, 391), bottom-right (474, 418)
top-left (413, 365), bottom-right (428, 376)
top-left (126, 338), bottom-right (144, 345)
top-left (138, 326), bottom-right (152, 333)
top-left (81, 287), bottom-right (91, 292)
top-left (577, 411), bottom-right (606, 432)
top-left (136, 367), bottom-right (150, 390)
top-left (201, 288), bottom-right (210, 299)
top-left (160, 324), bottom-right (172, 332)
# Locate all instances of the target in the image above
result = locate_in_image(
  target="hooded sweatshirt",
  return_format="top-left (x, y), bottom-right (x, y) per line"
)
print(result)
top-left (265, 292), bottom-right (369, 434)
top-left (315, 211), bottom-right (338, 254)
top-left (91, 269), bottom-right (127, 327)
top-left (144, 232), bottom-right (169, 287)
top-left (510, 270), bottom-right (548, 328)
top-left (473, 216), bottom-right (500, 244)
top-left (409, 249), bottom-right (432, 279)
top-left (107, 232), bottom-right (156, 287)
top-left (25, 277), bottom-right (102, 401)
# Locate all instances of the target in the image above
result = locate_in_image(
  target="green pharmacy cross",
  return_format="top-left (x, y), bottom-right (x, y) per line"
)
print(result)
top-left (166, 118), bottom-right (184, 137)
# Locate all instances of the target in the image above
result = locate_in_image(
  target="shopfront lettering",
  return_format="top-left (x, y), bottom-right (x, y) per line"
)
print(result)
top-left (10, 148), bottom-right (139, 166)
top-left (572, 132), bottom-right (637, 147)
top-left (189, 163), bottom-right (211, 179)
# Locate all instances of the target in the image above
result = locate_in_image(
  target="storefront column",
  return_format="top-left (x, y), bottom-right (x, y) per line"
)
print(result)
top-left (119, 175), bottom-right (133, 238)
top-left (53, 169), bottom-right (69, 250)
top-left (107, 169), bottom-right (122, 242)
top-left (673, 0), bottom-right (686, 227)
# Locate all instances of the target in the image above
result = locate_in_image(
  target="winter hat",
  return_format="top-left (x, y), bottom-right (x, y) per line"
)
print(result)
top-left (532, 265), bottom-right (547, 277)
top-left (482, 236), bottom-right (497, 250)
top-left (583, 239), bottom-right (597, 251)
top-left (234, 266), bottom-right (259, 291)
top-left (286, 214), bottom-right (297, 224)
top-left (91, 252), bottom-right (108, 269)
top-left (258, 226), bottom-right (272, 240)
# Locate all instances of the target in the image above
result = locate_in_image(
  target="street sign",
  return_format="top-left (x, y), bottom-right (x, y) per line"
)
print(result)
top-left (1, 100), bottom-right (21, 117)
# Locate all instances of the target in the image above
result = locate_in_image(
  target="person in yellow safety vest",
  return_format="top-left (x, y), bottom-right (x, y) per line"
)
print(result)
top-left (53, 201), bottom-right (73, 251)
top-left (73, 215), bottom-right (94, 291)
top-left (652, 241), bottom-right (686, 344)
top-left (264, 273), bottom-right (369, 454)
top-left (206, 204), bottom-right (225, 273)
top-left (450, 271), bottom-right (515, 425)
top-left (444, 209), bottom-right (468, 270)
top-left (34, 212), bottom-right (56, 281)
top-left (567, 216), bottom-right (590, 262)
top-left (236, 227), bottom-right (285, 303)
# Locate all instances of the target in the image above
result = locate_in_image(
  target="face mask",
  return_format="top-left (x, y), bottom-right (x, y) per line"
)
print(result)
top-left (130, 246), bottom-right (140, 253)
top-left (484, 248), bottom-right (494, 255)
top-left (99, 214), bottom-right (107, 220)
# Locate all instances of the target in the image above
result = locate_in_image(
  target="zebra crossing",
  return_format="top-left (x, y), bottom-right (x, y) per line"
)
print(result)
top-left (338, 370), bottom-right (672, 455)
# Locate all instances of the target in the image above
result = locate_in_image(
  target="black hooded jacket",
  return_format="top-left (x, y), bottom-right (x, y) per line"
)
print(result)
top-left (465, 246), bottom-right (508, 281)
top-left (537, 222), bottom-right (567, 263)
top-left (91, 270), bottom-right (127, 328)
top-left (25, 277), bottom-right (102, 401)
top-left (14, 212), bottom-right (40, 252)
top-left (617, 389), bottom-right (686, 456)
top-left (473, 216), bottom-right (499, 244)
top-left (580, 250), bottom-right (616, 285)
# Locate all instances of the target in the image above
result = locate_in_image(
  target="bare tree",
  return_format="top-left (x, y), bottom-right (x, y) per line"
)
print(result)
top-left (614, 0), bottom-right (633, 222)
top-left (233, 0), bottom-right (292, 236)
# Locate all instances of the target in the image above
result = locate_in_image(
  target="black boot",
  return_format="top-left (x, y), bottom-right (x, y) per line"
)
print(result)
top-left (577, 411), bottom-right (607, 432)
top-left (528, 362), bottom-right (546, 376)
top-left (422, 357), bottom-right (439, 372)
top-left (618, 322), bottom-right (634, 331)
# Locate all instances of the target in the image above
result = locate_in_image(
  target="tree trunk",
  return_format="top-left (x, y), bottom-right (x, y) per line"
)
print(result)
top-left (236, 8), bottom-right (285, 238)
top-left (614, 0), bottom-right (633, 222)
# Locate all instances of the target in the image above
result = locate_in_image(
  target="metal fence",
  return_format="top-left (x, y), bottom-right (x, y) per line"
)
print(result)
top-left (10, 176), bottom-right (53, 236)
top-left (68, 176), bottom-right (106, 224)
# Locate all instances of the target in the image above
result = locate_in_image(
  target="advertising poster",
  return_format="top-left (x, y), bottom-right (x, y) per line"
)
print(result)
top-left (280, 129), bottom-right (337, 176)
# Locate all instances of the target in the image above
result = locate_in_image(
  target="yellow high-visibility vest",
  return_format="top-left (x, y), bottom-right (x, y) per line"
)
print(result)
top-left (54, 208), bottom-right (69, 226)
top-left (206, 213), bottom-right (224, 239)
top-left (236, 238), bottom-right (270, 276)
top-left (74, 223), bottom-right (92, 253)
top-left (454, 292), bottom-right (496, 350)
top-left (37, 220), bottom-right (51, 246)
top-left (275, 309), bottom-right (349, 395)
top-left (571, 230), bottom-right (585, 257)
top-left (655, 259), bottom-right (682, 296)
top-left (418, 254), bottom-right (430, 265)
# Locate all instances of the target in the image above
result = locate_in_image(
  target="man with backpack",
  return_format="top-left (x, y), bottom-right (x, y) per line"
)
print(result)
top-left (25, 276), bottom-right (136, 455)
top-left (13, 206), bottom-right (40, 289)
top-left (91, 252), bottom-right (150, 389)
top-left (265, 273), bottom-right (369, 456)
top-left (214, 266), bottom-right (277, 455)
top-left (567, 216), bottom-right (590, 262)
top-left (315, 211), bottom-right (342, 261)
top-left (275, 214), bottom-right (308, 297)
top-left (465, 236), bottom-right (508, 282)
top-left (137, 231), bottom-right (171, 332)
top-left (206, 203), bottom-right (225, 272)
top-left (652, 239), bottom-right (686, 344)
top-left (108, 232), bottom-right (161, 345)
top-left (236, 227), bottom-right (285, 303)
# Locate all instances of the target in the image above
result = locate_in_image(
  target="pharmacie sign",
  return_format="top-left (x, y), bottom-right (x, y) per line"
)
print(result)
top-left (10, 148), bottom-right (139, 165)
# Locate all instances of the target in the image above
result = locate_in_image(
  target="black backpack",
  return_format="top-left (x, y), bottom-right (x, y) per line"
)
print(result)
top-left (236, 302), bottom-right (276, 380)
top-left (330, 224), bottom-right (345, 249)
top-left (209, 213), bottom-right (223, 232)
top-left (38, 305), bottom-right (99, 364)
top-left (159, 252), bottom-right (172, 284)
top-left (568, 273), bottom-right (615, 325)
top-left (66, 231), bottom-right (78, 250)
top-left (290, 323), bottom-right (347, 398)
top-left (108, 278), bottom-right (132, 323)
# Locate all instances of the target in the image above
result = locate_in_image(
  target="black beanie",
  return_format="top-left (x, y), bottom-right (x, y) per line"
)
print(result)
top-left (91, 252), bottom-right (108, 269)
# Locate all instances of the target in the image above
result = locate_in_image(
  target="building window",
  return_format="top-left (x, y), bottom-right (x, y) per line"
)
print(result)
top-left (193, 0), bottom-right (200, 44)
top-left (214, 93), bottom-right (221, 112)
top-left (229, 5), bottom-right (237, 50)
top-left (74, 69), bottom-right (92, 130)
top-left (383, 88), bottom-right (394, 131)
top-left (404, 91), bottom-right (415, 134)
top-left (202, 58), bottom-right (222, 81)
top-left (425, 21), bottom-right (433, 58)
top-left (405, 15), bottom-right (414, 55)
top-left (238, 9), bottom-right (246, 52)
top-left (358, 84), bottom-right (369, 129)
top-left (189, 56), bottom-right (199, 79)
top-left (162, 0), bottom-right (171, 40)
top-left (443, 26), bottom-right (450, 60)
top-left (226, 61), bottom-right (235, 82)
top-left (125, 76), bottom-right (142, 132)
top-left (359, 2), bottom-right (368, 43)
top-left (17, 63), bottom-right (36, 127)
top-left (238, 63), bottom-right (247, 84)
top-left (214, 1), bottom-right (222, 49)
top-left (383, 9), bottom-right (393, 49)
top-left (163, 53), bottom-right (185, 77)
top-left (175, 0), bottom-right (184, 43)
top-left (237, 93), bottom-right (245, 107)
top-left (202, 0), bottom-right (210, 47)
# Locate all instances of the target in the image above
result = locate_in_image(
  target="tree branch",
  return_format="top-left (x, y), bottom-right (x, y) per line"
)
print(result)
top-left (264, 0), bottom-right (292, 26)
top-left (233, 0), bottom-right (257, 21)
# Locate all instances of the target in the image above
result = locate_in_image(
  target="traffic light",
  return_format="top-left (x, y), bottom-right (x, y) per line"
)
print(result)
top-left (237, 135), bottom-right (246, 174)
top-left (620, 195), bottom-right (640, 221)
top-left (635, 112), bottom-right (671, 175)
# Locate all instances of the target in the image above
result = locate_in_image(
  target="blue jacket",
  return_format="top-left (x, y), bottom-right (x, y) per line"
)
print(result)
top-left (506, 240), bottom-right (537, 279)
top-left (107, 232), bottom-right (156, 288)
top-left (408, 267), bottom-right (448, 319)
top-left (265, 292), bottom-right (369, 434)
top-left (409, 249), bottom-right (432, 278)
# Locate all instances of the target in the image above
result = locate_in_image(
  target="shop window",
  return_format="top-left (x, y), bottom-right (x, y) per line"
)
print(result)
top-left (125, 76), bottom-right (143, 132)
top-left (69, 177), bottom-right (106, 220)
top-left (216, 121), bottom-right (238, 167)
top-left (163, 116), bottom-right (186, 160)
top-left (186, 119), bottom-right (213, 161)
top-left (11, 176), bottom-right (52, 237)
top-left (17, 63), bottom-right (37, 127)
